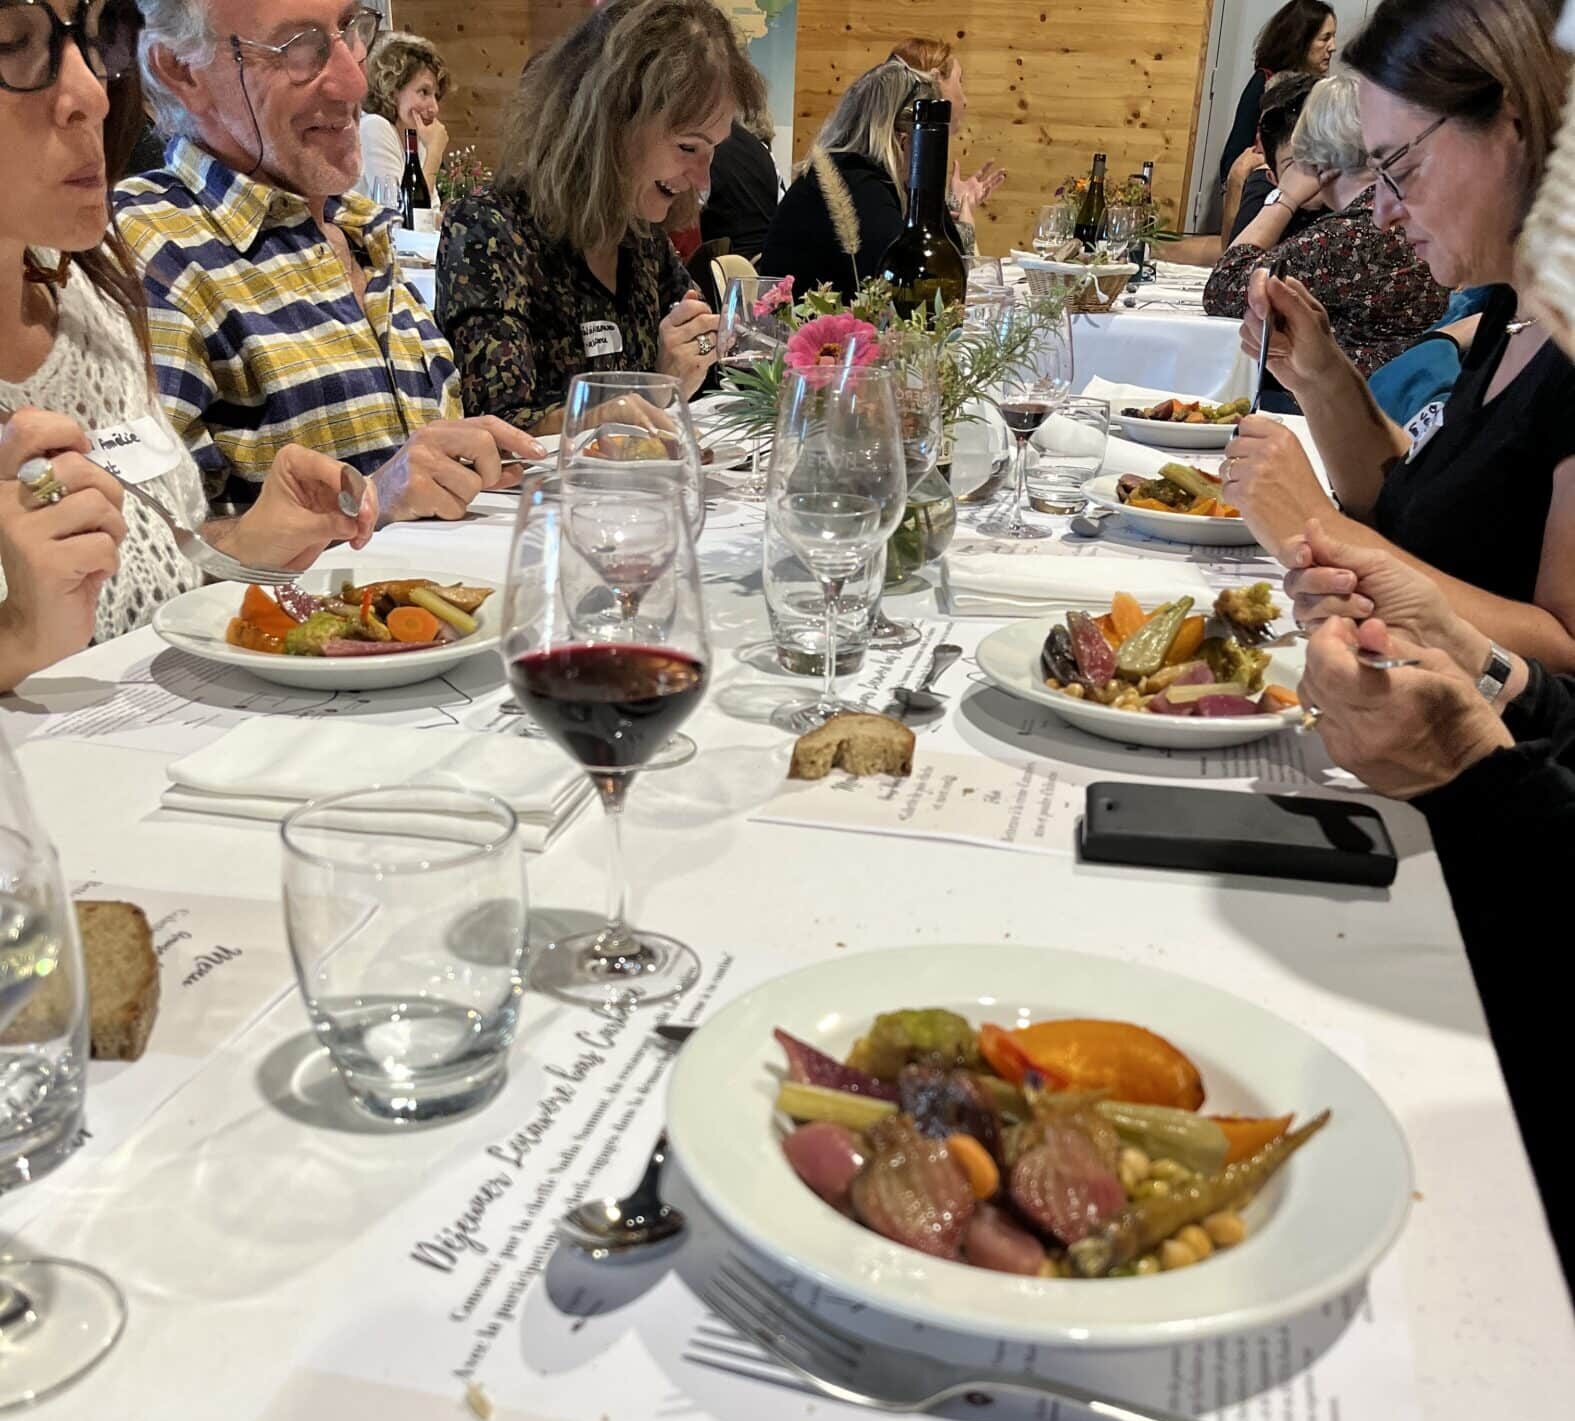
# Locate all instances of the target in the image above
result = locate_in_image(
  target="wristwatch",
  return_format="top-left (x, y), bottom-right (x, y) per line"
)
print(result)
top-left (1263, 187), bottom-right (1296, 211)
top-left (1476, 641), bottom-right (1513, 703)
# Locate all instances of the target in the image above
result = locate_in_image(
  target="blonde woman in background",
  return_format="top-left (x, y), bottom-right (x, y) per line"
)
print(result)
top-left (359, 31), bottom-right (450, 200)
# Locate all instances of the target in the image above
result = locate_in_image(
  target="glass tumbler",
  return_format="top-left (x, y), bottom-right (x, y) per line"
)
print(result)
top-left (1028, 396), bottom-right (1110, 514)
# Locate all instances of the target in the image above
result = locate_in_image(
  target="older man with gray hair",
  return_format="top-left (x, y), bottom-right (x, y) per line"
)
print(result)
top-left (114, 0), bottom-right (538, 521)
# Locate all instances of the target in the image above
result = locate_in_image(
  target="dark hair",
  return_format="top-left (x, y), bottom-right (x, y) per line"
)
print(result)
top-left (1254, 0), bottom-right (1335, 73)
top-left (1346, 0), bottom-right (1568, 220)
top-left (1258, 71), bottom-right (1318, 159)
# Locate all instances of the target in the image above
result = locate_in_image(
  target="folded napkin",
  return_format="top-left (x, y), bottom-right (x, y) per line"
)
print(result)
top-left (940, 552), bottom-right (1211, 617)
top-left (162, 720), bottom-right (592, 851)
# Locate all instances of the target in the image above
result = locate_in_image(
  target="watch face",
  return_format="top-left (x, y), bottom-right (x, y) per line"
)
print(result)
top-left (1266, 188), bottom-right (1284, 207)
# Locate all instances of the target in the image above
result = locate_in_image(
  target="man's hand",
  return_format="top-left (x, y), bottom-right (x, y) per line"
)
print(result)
top-left (373, 417), bottom-right (544, 522)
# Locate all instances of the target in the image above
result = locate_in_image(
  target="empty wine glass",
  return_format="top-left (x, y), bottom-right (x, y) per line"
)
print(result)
top-left (499, 478), bottom-right (709, 1008)
top-left (767, 364), bottom-right (907, 731)
top-left (1099, 205), bottom-right (1141, 263)
top-left (1, 738), bottom-right (125, 1408)
top-left (717, 275), bottom-right (793, 496)
top-left (1033, 202), bottom-right (1075, 256)
top-left (366, 176), bottom-right (400, 212)
top-left (988, 310), bottom-right (1075, 540)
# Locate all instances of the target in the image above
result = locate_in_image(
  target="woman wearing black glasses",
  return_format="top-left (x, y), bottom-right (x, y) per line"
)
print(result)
top-left (0, 0), bottom-right (376, 692)
top-left (1216, 0), bottom-right (1575, 674)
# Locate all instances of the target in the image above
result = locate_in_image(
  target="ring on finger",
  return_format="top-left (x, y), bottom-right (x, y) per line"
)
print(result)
top-left (17, 457), bottom-right (66, 508)
top-left (1299, 702), bottom-right (1323, 732)
top-left (696, 332), bottom-right (716, 356)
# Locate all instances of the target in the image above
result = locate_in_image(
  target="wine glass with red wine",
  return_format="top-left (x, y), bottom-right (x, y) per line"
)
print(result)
top-left (991, 314), bottom-right (1074, 539)
top-left (499, 478), bottom-right (709, 1007)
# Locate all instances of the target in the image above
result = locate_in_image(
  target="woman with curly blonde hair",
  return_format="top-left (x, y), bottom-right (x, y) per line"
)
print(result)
top-left (359, 31), bottom-right (451, 200)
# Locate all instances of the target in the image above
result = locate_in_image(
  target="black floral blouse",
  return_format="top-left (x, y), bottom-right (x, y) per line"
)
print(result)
top-left (1203, 187), bottom-right (1447, 378)
top-left (435, 189), bottom-right (692, 430)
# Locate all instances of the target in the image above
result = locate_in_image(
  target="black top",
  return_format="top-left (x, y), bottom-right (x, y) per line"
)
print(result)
top-left (1374, 286), bottom-right (1575, 602)
top-left (435, 188), bottom-right (691, 431)
top-left (1227, 167), bottom-right (1319, 244)
top-left (1219, 70), bottom-right (1269, 188)
top-left (701, 121), bottom-right (782, 262)
top-left (1415, 659), bottom-right (1575, 1296)
top-left (760, 151), bottom-right (965, 304)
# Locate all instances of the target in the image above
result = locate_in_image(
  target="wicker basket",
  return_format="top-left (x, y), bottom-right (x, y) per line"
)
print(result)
top-left (1019, 258), bottom-right (1139, 313)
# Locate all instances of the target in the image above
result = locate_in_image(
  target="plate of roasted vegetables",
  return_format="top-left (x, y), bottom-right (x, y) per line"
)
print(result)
top-left (974, 585), bottom-right (1303, 749)
top-left (667, 943), bottom-right (1411, 1347)
top-left (1082, 468), bottom-right (1260, 547)
top-left (151, 566), bottom-right (502, 690)
top-left (1115, 398), bottom-right (1247, 450)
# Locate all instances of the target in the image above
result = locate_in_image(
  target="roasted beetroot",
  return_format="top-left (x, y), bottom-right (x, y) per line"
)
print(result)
top-left (1067, 611), bottom-right (1117, 685)
top-left (851, 1115), bottom-right (975, 1259)
top-left (962, 1202), bottom-right (1048, 1276)
top-left (782, 1122), bottom-right (866, 1212)
top-left (1009, 1124), bottom-right (1127, 1245)
top-left (897, 1066), bottom-right (1002, 1163)
top-left (1193, 694), bottom-right (1264, 718)
top-left (774, 1029), bottom-right (899, 1101)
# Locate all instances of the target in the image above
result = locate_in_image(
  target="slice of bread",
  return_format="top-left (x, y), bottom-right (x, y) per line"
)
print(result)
top-left (788, 713), bottom-right (916, 781)
top-left (75, 901), bottom-right (159, 1062)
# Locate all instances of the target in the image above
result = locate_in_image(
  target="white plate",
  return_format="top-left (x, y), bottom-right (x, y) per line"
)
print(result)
top-left (669, 943), bottom-right (1411, 1349)
top-left (151, 565), bottom-right (503, 691)
top-left (1114, 414), bottom-right (1237, 450)
top-left (1082, 473), bottom-right (1261, 547)
top-left (975, 616), bottom-right (1301, 749)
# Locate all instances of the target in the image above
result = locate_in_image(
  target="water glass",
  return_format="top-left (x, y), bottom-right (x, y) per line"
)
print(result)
top-left (763, 521), bottom-right (879, 677)
top-left (1028, 396), bottom-right (1110, 514)
top-left (1033, 201), bottom-right (1075, 256)
top-left (1099, 205), bottom-right (1141, 262)
top-left (965, 255), bottom-right (1005, 291)
top-left (281, 787), bottom-right (529, 1122)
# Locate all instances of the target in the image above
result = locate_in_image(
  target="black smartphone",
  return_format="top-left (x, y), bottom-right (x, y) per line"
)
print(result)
top-left (1080, 781), bottom-right (1397, 888)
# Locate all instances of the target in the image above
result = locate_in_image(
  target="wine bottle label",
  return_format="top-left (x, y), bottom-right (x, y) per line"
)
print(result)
top-left (581, 320), bottom-right (624, 358)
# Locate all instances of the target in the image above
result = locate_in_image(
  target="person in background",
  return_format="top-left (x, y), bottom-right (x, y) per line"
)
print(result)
top-left (3, 0), bottom-right (375, 693)
top-left (700, 101), bottom-right (782, 263)
top-left (888, 37), bottom-right (1005, 251)
top-left (1218, 0), bottom-right (1336, 190)
top-left (1225, 71), bottom-right (1320, 243)
top-left (435, 0), bottom-right (760, 435)
top-left (115, 0), bottom-right (536, 523)
top-left (1365, 284), bottom-right (1492, 424)
top-left (1220, 0), bottom-right (1575, 672)
top-left (358, 30), bottom-right (448, 201)
top-left (1205, 74), bottom-right (1446, 381)
top-left (761, 61), bottom-right (959, 301)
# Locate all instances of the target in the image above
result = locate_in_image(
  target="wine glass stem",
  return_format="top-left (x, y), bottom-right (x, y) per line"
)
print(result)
top-left (1010, 435), bottom-right (1030, 532)
top-left (820, 576), bottom-right (845, 709)
top-left (591, 774), bottom-right (638, 962)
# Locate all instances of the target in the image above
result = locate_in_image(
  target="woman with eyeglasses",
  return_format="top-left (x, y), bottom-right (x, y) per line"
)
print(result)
top-left (0, 0), bottom-right (376, 693)
top-left (1216, 0), bottom-right (1575, 672)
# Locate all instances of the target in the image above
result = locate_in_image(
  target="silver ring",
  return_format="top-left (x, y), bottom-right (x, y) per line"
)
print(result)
top-left (17, 457), bottom-right (65, 507)
top-left (1299, 703), bottom-right (1323, 732)
top-left (696, 333), bottom-right (716, 356)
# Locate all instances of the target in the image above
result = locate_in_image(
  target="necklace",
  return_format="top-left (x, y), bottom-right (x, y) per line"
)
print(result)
top-left (1506, 315), bottom-right (1540, 336)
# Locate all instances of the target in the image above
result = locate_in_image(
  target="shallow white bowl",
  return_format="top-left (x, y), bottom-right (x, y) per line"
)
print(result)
top-left (1082, 473), bottom-right (1261, 547)
top-left (1113, 413), bottom-right (1238, 450)
top-left (668, 942), bottom-right (1411, 1348)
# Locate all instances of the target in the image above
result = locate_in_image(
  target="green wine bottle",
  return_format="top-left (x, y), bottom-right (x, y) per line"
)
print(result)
top-left (1073, 151), bottom-right (1107, 248)
top-left (879, 98), bottom-right (966, 324)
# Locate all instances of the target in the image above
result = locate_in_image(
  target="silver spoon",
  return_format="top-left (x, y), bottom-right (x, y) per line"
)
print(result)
top-left (893, 643), bottom-right (964, 716)
top-left (559, 1133), bottom-right (685, 1256)
top-left (336, 464), bottom-right (366, 519)
top-left (1069, 507), bottom-right (1114, 538)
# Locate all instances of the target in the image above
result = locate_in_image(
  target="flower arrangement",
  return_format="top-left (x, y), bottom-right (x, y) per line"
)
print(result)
top-left (434, 145), bottom-right (492, 206)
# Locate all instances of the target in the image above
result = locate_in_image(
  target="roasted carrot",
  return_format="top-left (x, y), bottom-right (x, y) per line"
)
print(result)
top-left (387, 606), bottom-right (442, 643)
top-left (946, 1133), bottom-right (1000, 1200)
top-left (240, 585), bottom-right (296, 637)
top-left (1005, 1019), bottom-right (1204, 1111)
top-left (1260, 684), bottom-right (1299, 711)
top-left (1163, 615), bottom-right (1206, 667)
top-left (979, 1023), bottom-right (1043, 1087)
top-left (1094, 613), bottom-right (1121, 648)
top-left (226, 617), bottom-right (284, 654)
top-left (1208, 1113), bottom-right (1294, 1164)
top-left (1110, 591), bottom-right (1147, 640)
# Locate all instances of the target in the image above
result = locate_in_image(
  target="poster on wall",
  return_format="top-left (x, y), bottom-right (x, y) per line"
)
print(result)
top-left (719, 0), bottom-right (798, 176)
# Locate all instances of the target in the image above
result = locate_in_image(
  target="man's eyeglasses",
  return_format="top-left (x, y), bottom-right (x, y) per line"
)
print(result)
top-left (230, 6), bottom-right (381, 85)
top-left (1373, 114), bottom-right (1448, 204)
top-left (0, 0), bottom-right (141, 95)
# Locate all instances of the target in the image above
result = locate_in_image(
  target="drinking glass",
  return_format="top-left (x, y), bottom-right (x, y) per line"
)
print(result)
top-left (1, 739), bottom-right (125, 1408)
top-left (989, 310), bottom-right (1075, 539)
top-left (763, 524), bottom-right (880, 676)
top-left (281, 788), bottom-right (528, 1122)
top-left (1099, 205), bottom-right (1141, 263)
top-left (1027, 396), bottom-right (1110, 514)
top-left (500, 478), bottom-right (709, 1007)
top-left (1033, 202), bottom-right (1075, 256)
top-left (766, 364), bottom-right (906, 731)
top-left (964, 255), bottom-right (1004, 291)
top-left (366, 176), bottom-right (400, 212)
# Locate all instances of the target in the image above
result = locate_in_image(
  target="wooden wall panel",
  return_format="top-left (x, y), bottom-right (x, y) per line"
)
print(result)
top-left (792, 0), bottom-right (1216, 252)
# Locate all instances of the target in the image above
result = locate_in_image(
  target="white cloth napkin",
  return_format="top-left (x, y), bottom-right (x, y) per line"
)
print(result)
top-left (940, 551), bottom-right (1211, 617)
top-left (161, 720), bottom-right (592, 851)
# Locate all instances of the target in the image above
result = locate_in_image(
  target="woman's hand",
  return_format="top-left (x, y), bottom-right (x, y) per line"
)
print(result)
top-left (1220, 415), bottom-right (1338, 560)
top-left (658, 288), bottom-right (719, 398)
top-left (418, 113), bottom-right (449, 182)
top-left (215, 445), bottom-right (378, 572)
top-left (1274, 160), bottom-right (1325, 211)
top-left (1301, 618), bottom-right (1512, 799)
top-left (1239, 268), bottom-right (1346, 396)
top-left (953, 159), bottom-right (1005, 225)
top-left (0, 408), bottom-right (127, 687)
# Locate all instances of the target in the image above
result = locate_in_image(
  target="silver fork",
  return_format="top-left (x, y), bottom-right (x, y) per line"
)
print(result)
top-left (700, 1257), bottom-right (1192, 1421)
top-left (115, 479), bottom-right (298, 586)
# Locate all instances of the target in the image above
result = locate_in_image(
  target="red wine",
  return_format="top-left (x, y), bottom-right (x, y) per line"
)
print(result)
top-left (508, 644), bottom-right (707, 770)
top-left (400, 127), bottom-right (432, 230)
top-left (1002, 401), bottom-right (1052, 437)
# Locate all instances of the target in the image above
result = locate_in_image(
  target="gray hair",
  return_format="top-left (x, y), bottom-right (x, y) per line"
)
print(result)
top-left (137, 0), bottom-right (218, 139)
top-left (808, 59), bottom-right (940, 208)
top-left (1289, 73), bottom-right (1368, 173)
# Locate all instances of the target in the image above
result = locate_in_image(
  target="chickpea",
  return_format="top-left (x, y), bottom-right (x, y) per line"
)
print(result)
top-left (1064, 682), bottom-right (1086, 699)
top-left (1149, 1158), bottom-right (1191, 1184)
top-left (1117, 1146), bottom-right (1151, 1192)
top-left (1176, 1224), bottom-right (1214, 1260)
top-left (1160, 1238), bottom-right (1197, 1270)
top-left (1133, 1254), bottom-right (1161, 1276)
top-left (1045, 677), bottom-right (1062, 690)
top-left (1204, 1212), bottom-right (1247, 1248)
top-left (1037, 1256), bottom-right (1065, 1279)
top-left (1132, 1178), bottom-right (1170, 1200)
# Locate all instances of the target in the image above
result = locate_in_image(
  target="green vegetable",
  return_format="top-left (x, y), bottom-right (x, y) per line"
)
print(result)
top-left (409, 586), bottom-right (478, 636)
top-left (1157, 464), bottom-right (1220, 501)
top-left (1163, 679), bottom-right (1251, 704)
top-left (776, 1081), bottom-right (897, 1131)
top-left (845, 1008), bottom-right (981, 1081)
top-left (1198, 636), bottom-right (1271, 693)
top-left (1096, 1100), bottom-right (1230, 1175)
top-left (1115, 596), bottom-right (1194, 677)
top-left (283, 611), bottom-right (352, 656)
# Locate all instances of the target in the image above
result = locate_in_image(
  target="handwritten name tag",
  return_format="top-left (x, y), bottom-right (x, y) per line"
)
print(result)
top-left (87, 415), bottom-right (183, 486)
top-left (581, 320), bottom-right (624, 359)
top-left (1404, 400), bottom-right (1446, 464)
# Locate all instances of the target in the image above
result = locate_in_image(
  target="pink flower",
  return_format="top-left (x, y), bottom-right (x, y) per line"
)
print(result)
top-left (751, 275), bottom-right (795, 319)
top-left (784, 314), bottom-right (881, 374)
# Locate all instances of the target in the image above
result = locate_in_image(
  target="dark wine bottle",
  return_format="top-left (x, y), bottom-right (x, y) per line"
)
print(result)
top-left (878, 98), bottom-right (966, 324)
top-left (1073, 151), bottom-right (1107, 248)
top-left (1140, 159), bottom-right (1155, 190)
top-left (400, 127), bottom-right (432, 231)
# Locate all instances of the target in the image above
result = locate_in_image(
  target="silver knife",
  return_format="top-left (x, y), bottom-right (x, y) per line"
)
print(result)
top-left (1249, 256), bottom-right (1289, 416)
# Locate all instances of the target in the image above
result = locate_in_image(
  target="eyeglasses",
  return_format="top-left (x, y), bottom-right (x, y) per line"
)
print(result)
top-left (229, 6), bottom-right (381, 85)
top-left (1372, 114), bottom-right (1448, 204)
top-left (0, 0), bottom-right (141, 94)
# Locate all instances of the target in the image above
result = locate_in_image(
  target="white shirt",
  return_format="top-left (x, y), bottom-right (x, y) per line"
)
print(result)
top-left (357, 112), bottom-right (426, 199)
